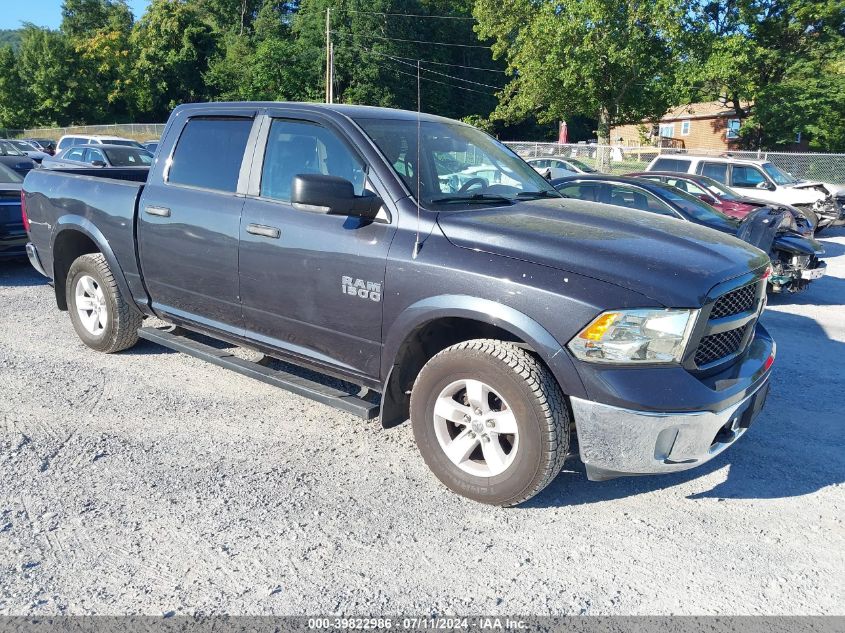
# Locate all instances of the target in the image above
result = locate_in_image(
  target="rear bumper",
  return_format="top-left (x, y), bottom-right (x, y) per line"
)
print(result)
top-left (572, 377), bottom-right (770, 480)
top-left (25, 242), bottom-right (48, 276)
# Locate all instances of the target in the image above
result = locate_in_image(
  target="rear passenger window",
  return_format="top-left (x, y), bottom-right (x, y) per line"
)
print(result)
top-left (700, 162), bottom-right (728, 183)
top-left (260, 119), bottom-right (366, 202)
top-left (651, 158), bottom-right (691, 173)
top-left (168, 117), bottom-right (253, 192)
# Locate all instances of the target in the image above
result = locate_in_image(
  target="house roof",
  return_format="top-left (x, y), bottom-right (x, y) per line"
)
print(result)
top-left (660, 100), bottom-right (752, 122)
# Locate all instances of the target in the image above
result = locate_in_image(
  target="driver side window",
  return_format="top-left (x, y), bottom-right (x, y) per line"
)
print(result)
top-left (66, 148), bottom-right (85, 161)
top-left (260, 119), bottom-right (367, 202)
top-left (731, 166), bottom-right (766, 188)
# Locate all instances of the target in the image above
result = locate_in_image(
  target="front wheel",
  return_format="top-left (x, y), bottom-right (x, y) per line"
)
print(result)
top-left (66, 253), bottom-right (142, 353)
top-left (410, 339), bottom-right (570, 506)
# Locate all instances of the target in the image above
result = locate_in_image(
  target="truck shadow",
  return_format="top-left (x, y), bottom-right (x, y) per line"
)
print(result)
top-left (526, 308), bottom-right (845, 508)
top-left (0, 259), bottom-right (48, 287)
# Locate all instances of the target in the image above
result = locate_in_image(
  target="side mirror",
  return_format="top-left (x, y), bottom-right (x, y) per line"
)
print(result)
top-left (91, 160), bottom-right (106, 167)
top-left (291, 174), bottom-right (383, 220)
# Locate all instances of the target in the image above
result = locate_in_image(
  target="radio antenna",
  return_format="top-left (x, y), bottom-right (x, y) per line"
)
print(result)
top-left (413, 59), bottom-right (422, 259)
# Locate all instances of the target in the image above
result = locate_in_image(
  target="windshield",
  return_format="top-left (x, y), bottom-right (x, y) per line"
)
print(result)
top-left (652, 182), bottom-right (736, 223)
top-left (0, 163), bottom-right (22, 182)
top-left (102, 139), bottom-right (144, 148)
top-left (356, 118), bottom-right (559, 206)
top-left (762, 162), bottom-right (799, 185)
top-left (103, 147), bottom-right (153, 166)
top-left (566, 158), bottom-right (596, 173)
top-left (0, 141), bottom-right (25, 156)
top-left (11, 140), bottom-right (35, 152)
top-left (695, 174), bottom-right (743, 200)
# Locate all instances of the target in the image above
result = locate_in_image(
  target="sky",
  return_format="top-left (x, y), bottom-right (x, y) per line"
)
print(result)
top-left (0, 0), bottom-right (152, 30)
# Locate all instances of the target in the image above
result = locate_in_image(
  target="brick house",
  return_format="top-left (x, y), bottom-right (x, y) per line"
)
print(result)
top-left (610, 101), bottom-right (751, 150)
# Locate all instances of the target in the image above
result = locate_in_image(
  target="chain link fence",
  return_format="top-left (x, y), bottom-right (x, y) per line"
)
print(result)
top-left (505, 142), bottom-right (845, 184)
top-left (0, 123), bottom-right (166, 142)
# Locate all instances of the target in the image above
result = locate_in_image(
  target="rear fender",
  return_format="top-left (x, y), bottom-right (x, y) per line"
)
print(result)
top-left (52, 216), bottom-right (141, 315)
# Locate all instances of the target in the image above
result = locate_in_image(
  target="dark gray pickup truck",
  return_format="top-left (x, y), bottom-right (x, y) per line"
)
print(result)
top-left (22, 102), bottom-right (775, 505)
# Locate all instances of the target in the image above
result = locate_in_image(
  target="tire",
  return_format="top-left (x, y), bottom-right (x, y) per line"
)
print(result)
top-left (410, 339), bottom-right (569, 506)
top-left (66, 253), bottom-right (142, 353)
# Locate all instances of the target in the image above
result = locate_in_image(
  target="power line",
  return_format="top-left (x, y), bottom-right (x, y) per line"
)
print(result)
top-left (370, 55), bottom-right (498, 97)
top-left (338, 9), bottom-right (478, 21)
top-left (355, 49), bottom-right (508, 74)
top-left (330, 30), bottom-right (492, 50)
top-left (356, 46), bottom-right (505, 90)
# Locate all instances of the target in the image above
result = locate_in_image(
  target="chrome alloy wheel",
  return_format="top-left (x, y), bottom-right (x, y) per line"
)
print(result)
top-left (74, 274), bottom-right (108, 336)
top-left (432, 379), bottom-right (519, 477)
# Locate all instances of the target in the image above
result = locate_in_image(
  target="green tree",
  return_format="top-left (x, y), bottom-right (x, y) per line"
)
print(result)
top-left (0, 46), bottom-right (31, 128)
top-left (681, 0), bottom-right (845, 149)
top-left (473, 0), bottom-right (684, 144)
top-left (129, 0), bottom-right (218, 121)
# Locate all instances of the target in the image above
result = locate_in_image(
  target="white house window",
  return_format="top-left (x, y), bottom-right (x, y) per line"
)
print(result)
top-left (659, 123), bottom-right (675, 138)
top-left (681, 120), bottom-right (691, 135)
top-left (726, 119), bottom-right (741, 139)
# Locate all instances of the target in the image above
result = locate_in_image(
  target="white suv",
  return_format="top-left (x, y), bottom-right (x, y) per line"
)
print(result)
top-left (645, 154), bottom-right (845, 229)
top-left (56, 134), bottom-right (144, 152)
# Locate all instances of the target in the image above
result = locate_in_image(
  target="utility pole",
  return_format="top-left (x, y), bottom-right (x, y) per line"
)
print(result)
top-left (329, 41), bottom-right (335, 104)
top-left (325, 8), bottom-right (331, 104)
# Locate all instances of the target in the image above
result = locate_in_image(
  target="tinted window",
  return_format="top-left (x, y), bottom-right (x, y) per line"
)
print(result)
top-left (104, 147), bottom-right (153, 167)
top-left (65, 148), bottom-right (85, 161)
top-left (83, 148), bottom-right (104, 163)
top-left (608, 185), bottom-right (676, 216)
top-left (556, 182), bottom-right (605, 202)
top-left (261, 119), bottom-right (366, 202)
top-left (731, 165), bottom-right (766, 188)
top-left (168, 117), bottom-right (253, 192)
top-left (700, 162), bottom-right (728, 183)
top-left (650, 158), bottom-right (691, 173)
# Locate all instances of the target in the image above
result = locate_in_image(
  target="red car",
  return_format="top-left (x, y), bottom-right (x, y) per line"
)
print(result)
top-left (628, 171), bottom-right (816, 236)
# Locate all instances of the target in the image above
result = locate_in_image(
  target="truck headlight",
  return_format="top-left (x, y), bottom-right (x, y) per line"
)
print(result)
top-left (568, 308), bottom-right (698, 364)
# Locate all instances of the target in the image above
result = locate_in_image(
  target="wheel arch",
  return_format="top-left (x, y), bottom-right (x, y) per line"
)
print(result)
top-left (51, 217), bottom-right (139, 315)
top-left (379, 296), bottom-right (587, 427)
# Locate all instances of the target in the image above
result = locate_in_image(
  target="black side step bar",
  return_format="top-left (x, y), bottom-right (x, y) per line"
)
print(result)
top-left (137, 327), bottom-right (380, 420)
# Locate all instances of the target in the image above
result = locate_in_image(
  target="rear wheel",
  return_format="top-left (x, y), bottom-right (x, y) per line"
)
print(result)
top-left (410, 339), bottom-right (569, 506)
top-left (66, 253), bottom-right (142, 353)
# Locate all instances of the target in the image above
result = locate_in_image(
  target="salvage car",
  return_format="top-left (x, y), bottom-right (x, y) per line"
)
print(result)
top-left (22, 103), bottom-right (775, 506)
top-left (645, 154), bottom-right (845, 232)
top-left (526, 158), bottom-right (577, 179)
top-left (42, 145), bottom-right (153, 170)
top-left (0, 163), bottom-right (25, 260)
top-left (554, 174), bottom-right (825, 293)
top-left (629, 171), bottom-right (816, 236)
top-left (3, 139), bottom-right (51, 164)
top-left (0, 140), bottom-right (37, 177)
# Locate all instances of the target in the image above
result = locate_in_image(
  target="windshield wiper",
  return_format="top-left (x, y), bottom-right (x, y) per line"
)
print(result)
top-left (516, 190), bottom-right (562, 200)
top-left (430, 193), bottom-right (515, 205)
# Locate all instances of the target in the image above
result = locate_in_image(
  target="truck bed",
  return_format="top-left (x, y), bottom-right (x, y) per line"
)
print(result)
top-left (23, 167), bottom-right (149, 307)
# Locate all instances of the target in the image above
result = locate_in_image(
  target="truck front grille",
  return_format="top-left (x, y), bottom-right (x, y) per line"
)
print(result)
top-left (694, 324), bottom-right (749, 366)
top-left (710, 283), bottom-right (756, 319)
top-left (690, 280), bottom-right (764, 369)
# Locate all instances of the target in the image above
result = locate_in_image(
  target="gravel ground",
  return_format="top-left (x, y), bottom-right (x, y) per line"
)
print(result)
top-left (0, 232), bottom-right (843, 616)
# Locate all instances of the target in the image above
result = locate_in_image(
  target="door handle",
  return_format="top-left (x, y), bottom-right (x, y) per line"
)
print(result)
top-left (246, 223), bottom-right (281, 239)
top-left (145, 205), bottom-right (171, 217)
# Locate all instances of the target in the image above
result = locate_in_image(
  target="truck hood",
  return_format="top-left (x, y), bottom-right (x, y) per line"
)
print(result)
top-left (436, 199), bottom-right (770, 308)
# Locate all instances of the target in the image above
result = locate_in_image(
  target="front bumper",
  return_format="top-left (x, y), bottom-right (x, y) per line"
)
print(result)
top-left (572, 377), bottom-right (770, 481)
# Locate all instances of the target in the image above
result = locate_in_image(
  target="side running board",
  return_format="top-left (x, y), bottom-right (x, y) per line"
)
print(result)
top-left (137, 326), bottom-right (380, 420)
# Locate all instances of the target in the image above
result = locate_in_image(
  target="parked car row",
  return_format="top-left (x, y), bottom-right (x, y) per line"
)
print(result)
top-left (552, 174), bottom-right (826, 293)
